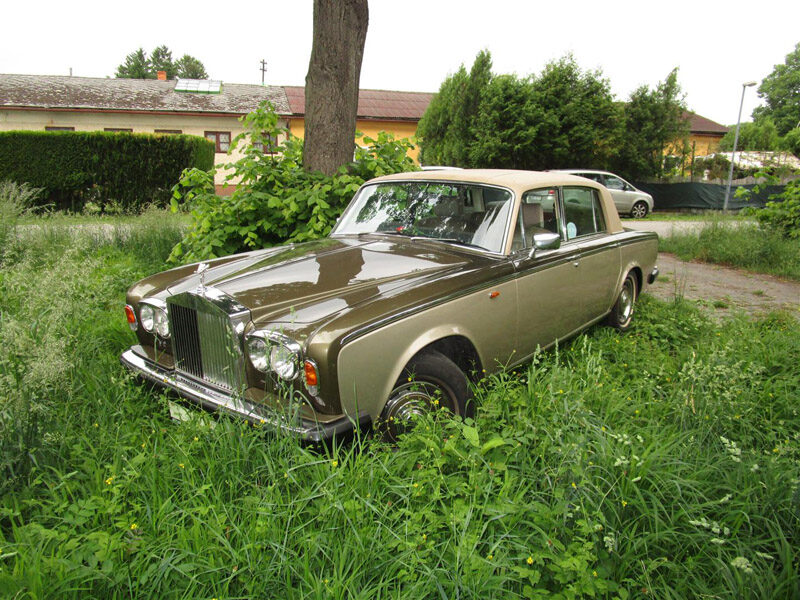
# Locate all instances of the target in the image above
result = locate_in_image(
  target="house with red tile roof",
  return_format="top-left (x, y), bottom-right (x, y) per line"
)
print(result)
top-left (684, 111), bottom-right (729, 157)
top-left (283, 86), bottom-right (432, 161)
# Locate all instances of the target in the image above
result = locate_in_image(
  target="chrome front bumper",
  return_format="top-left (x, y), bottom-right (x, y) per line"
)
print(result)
top-left (120, 348), bottom-right (370, 442)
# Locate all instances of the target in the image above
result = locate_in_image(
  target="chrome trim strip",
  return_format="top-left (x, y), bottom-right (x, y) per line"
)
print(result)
top-left (121, 349), bottom-right (367, 442)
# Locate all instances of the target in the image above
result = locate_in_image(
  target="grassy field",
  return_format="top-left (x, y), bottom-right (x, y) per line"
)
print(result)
top-left (659, 222), bottom-right (800, 281)
top-left (1, 217), bottom-right (798, 599)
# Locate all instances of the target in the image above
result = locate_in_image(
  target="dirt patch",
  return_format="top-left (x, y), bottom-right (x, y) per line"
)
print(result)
top-left (646, 253), bottom-right (800, 316)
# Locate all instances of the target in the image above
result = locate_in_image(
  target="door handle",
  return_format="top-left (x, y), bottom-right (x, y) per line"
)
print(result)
top-left (573, 261), bottom-right (580, 268)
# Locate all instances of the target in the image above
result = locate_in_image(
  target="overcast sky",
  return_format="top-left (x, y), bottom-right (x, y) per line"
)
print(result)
top-left (3, 1), bottom-right (798, 127)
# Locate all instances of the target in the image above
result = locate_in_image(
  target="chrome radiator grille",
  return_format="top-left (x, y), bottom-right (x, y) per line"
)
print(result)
top-left (167, 292), bottom-right (247, 393)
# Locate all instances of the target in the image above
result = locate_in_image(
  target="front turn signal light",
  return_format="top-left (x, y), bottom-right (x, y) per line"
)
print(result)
top-left (124, 304), bottom-right (137, 331)
top-left (304, 360), bottom-right (319, 395)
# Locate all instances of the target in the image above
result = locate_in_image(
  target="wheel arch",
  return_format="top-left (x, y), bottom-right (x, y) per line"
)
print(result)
top-left (408, 335), bottom-right (483, 384)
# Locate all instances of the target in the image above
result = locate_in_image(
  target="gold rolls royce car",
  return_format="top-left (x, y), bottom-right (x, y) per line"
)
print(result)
top-left (121, 170), bottom-right (658, 441)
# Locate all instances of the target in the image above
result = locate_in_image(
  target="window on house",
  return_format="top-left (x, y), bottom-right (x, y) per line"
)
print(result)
top-left (45, 126), bottom-right (74, 131)
top-left (205, 131), bottom-right (231, 153)
top-left (104, 128), bottom-right (133, 133)
top-left (155, 129), bottom-right (182, 135)
top-left (253, 133), bottom-right (279, 155)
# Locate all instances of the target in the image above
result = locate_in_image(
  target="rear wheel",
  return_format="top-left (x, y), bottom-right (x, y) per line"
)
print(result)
top-left (380, 350), bottom-right (472, 442)
top-left (607, 272), bottom-right (637, 331)
top-left (630, 201), bottom-right (649, 218)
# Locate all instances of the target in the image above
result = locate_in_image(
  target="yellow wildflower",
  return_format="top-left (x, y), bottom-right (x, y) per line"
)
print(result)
top-left (105, 476), bottom-right (114, 486)
top-left (130, 523), bottom-right (137, 530)
top-left (178, 463), bottom-right (185, 469)
top-left (526, 556), bottom-right (534, 565)
top-left (331, 460), bottom-right (338, 468)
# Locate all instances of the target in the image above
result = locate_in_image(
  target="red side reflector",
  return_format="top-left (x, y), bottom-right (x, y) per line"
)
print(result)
top-left (489, 291), bottom-right (500, 299)
top-left (304, 360), bottom-right (318, 386)
top-left (125, 305), bottom-right (136, 324)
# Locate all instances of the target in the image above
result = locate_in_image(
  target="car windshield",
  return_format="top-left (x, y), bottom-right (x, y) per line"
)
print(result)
top-left (332, 182), bottom-right (514, 253)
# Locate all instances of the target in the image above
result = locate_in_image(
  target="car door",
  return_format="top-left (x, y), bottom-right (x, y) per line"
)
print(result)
top-left (512, 187), bottom-right (586, 360)
top-left (602, 174), bottom-right (635, 214)
top-left (561, 186), bottom-right (620, 322)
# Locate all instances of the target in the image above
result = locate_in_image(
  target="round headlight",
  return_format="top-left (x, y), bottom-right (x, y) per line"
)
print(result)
top-left (154, 308), bottom-right (170, 338)
top-left (270, 344), bottom-right (298, 380)
top-left (140, 304), bottom-right (155, 332)
top-left (247, 336), bottom-right (269, 372)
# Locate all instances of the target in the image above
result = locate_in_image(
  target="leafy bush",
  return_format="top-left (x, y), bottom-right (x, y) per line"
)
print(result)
top-left (0, 130), bottom-right (214, 212)
top-left (756, 179), bottom-right (800, 239)
top-left (169, 101), bottom-right (418, 263)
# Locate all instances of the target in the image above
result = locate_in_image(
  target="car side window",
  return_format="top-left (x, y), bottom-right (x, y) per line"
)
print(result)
top-left (512, 188), bottom-right (560, 250)
top-left (562, 187), bottom-right (605, 240)
top-left (603, 175), bottom-right (625, 190)
top-left (580, 173), bottom-right (604, 184)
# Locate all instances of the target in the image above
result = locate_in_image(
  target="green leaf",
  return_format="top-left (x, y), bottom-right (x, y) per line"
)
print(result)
top-left (462, 425), bottom-right (480, 447)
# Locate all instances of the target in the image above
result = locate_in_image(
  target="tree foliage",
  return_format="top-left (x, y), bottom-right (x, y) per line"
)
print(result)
top-left (527, 56), bottom-right (617, 170)
top-left (115, 48), bottom-right (153, 79)
top-left (753, 42), bottom-right (800, 137)
top-left (115, 46), bottom-right (208, 80)
top-left (756, 179), bottom-right (800, 238)
top-left (718, 118), bottom-right (783, 152)
top-left (170, 102), bottom-right (417, 262)
top-left (175, 54), bottom-right (208, 79)
top-left (612, 69), bottom-right (689, 180)
top-left (418, 51), bottom-right (684, 179)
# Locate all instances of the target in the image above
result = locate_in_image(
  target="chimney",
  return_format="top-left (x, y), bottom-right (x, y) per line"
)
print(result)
top-left (157, 71), bottom-right (167, 81)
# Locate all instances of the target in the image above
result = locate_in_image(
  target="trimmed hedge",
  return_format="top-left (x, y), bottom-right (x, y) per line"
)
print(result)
top-left (0, 130), bottom-right (215, 211)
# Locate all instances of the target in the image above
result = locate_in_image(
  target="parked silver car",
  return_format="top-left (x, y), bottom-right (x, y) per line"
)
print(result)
top-left (555, 170), bottom-right (654, 218)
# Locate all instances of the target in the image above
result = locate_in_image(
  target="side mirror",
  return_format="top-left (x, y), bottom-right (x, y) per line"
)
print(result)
top-left (528, 232), bottom-right (561, 258)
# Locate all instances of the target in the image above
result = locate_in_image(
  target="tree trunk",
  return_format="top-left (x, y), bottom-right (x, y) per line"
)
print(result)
top-left (303, 0), bottom-right (369, 176)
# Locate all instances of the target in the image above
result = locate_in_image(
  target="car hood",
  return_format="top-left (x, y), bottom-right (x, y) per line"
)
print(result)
top-left (165, 236), bottom-right (472, 324)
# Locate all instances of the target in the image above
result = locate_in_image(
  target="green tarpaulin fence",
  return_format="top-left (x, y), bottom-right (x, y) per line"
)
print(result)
top-left (632, 182), bottom-right (785, 210)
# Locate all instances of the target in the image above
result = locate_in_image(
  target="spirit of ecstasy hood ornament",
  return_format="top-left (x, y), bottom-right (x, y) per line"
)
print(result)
top-left (196, 262), bottom-right (209, 295)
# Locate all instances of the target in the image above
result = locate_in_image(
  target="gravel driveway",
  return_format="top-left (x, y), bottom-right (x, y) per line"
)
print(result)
top-left (625, 220), bottom-right (799, 315)
top-left (646, 253), bottom-right (800, 315)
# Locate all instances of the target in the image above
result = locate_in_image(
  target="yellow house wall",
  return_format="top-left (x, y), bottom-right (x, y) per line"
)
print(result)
top-left (689, 133), bottom-right (724, 157)
top-left (288, 117), bottom-right (420, 162)
top-left (0, 109), bottom-right (288, 186)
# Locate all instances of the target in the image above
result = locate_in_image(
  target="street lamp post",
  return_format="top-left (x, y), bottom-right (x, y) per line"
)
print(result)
top-left (723, 81), bottom-right (758, 212)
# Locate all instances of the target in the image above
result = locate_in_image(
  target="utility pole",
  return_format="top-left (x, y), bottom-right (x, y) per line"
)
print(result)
top-left (260, 59), bottom-right (267, 85)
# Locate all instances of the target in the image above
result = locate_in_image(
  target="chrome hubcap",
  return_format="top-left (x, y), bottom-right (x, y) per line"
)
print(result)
top-left (632, 204), bottom-right (647, 218)
top-left (383, 381), bottom-right (449, 439)
top-left (618, 282), bottom-right (634, 322)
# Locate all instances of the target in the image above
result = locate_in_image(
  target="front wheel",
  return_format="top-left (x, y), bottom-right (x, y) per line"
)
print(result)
top-left (630, 201), bottom-right (649, 218)
top-left (380, 350), bottom-right (472, 442)
top-left (607, 273), bottom-right (637, 331)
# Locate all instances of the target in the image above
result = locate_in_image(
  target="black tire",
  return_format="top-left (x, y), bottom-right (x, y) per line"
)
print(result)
top-left (607, 272), bottom-right (637, 331)
top-left (630, 201), bottom-right (649, 219)
top-left (380, 350), bottom-right (473, 441)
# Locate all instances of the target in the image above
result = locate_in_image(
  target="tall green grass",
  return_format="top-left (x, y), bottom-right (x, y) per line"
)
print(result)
top-left (1, 218), bottom-right (798, 599)
top-left (660, 222), bottom-right (800, 280)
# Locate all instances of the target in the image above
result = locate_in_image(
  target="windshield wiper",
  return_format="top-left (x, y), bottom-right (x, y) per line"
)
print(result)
top-left (426, 237), bottom-right (486, 251)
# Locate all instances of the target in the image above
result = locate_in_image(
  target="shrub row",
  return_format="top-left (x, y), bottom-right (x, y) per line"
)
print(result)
top-left (0, 130), bottom-right (215, 211)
